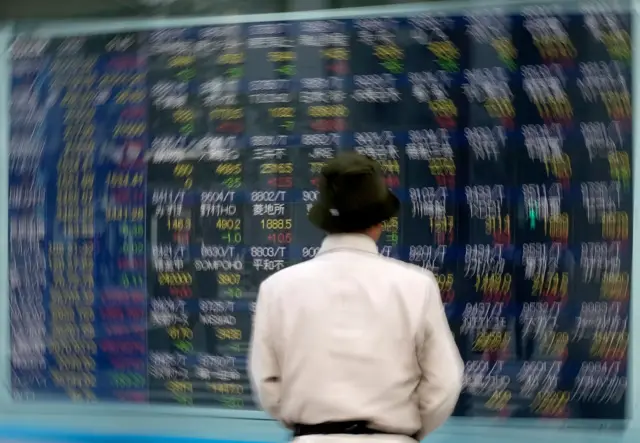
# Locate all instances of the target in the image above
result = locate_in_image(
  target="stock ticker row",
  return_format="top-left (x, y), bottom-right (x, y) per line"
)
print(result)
top-left (8, 4), bottom-right (633, 421)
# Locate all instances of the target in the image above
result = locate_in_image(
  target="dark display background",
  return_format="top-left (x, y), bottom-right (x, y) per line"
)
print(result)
top-left (9, 4), bottom-right (633, 421)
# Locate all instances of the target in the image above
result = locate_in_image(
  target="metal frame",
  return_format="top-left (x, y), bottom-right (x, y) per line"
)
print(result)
top-left (0, 0), bottom-right (636, 435)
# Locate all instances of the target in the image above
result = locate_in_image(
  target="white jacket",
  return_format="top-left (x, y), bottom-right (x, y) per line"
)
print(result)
top-left (249, 234), bottom-right (464, 441)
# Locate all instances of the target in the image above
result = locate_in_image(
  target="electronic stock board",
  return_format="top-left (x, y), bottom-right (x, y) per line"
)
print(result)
top-left (8, 2), bottom-right (633, 421)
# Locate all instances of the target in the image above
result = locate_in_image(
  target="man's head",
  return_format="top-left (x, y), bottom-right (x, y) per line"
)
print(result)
top-left (308, 152), bottom-right (400, 241)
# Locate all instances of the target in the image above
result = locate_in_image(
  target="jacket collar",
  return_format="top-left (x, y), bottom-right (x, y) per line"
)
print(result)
top-left (319, 233), bottom-right (379, 255)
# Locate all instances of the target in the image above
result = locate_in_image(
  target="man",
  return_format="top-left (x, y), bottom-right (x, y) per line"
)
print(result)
top-left (249, 152), bottom-right (464, 442)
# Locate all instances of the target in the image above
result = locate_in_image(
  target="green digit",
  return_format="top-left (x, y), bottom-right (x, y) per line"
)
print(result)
top-left (180, 123), bottom-right (194, 135)
top-left (227, 67), bottom-right (243, 78)
top-left (501, 57), bottom-right (517, 72)
top-left (176, 394), bottom-right (193, 405)
top-left (277, 64), bottom-right (295, 76)
top-left (529, 207), bottom-right (537, 230)
top-left (175, 340), bottom-right (193, 352)
top-left (177, 68), bottom-right (196, 81)
top-left (381, 59), bottom-right (403, 74)
top-left (221, 396), bottom-right (243, 408)
top-left (437, 59), bottom-right (459, 73)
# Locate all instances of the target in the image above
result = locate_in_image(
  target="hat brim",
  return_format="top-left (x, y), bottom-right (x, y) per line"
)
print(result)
top-left (308, 190), bottom-right (400, 233)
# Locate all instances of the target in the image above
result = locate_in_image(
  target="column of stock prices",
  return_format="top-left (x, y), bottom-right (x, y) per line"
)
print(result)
top-left (9, 3), bottom-right (633, 420)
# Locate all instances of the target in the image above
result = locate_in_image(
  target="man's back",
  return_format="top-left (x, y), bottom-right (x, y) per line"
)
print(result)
top-left (250, 234), bottom-right (464, 439)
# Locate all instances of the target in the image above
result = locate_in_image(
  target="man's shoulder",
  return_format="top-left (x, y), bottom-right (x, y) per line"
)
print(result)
top-left (369, 257), bottom-right (439, 310)
top-left (260, 255), bottom-right (437, 293)
top-left (260, 259), bottom-right (317, 289)
top-left (375, 255), bottom-right (438, 284)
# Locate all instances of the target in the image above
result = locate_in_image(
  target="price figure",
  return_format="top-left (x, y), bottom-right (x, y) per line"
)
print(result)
top-left (492, 37), bottom-right (517, 71)
top-left (176, 67), bottom-right (196, 82)
top-left (226, 67), bottom-right (244, 78)
top-left (375, 44), bottom-right (404, 74)
top-left (428, 40), bottom-right (459, 72)
top-left (173, 163), bottom-right (193, 189)
top-left (602, 30), bottom-right (631, 61)
top-left (276, 64), bottom-right (295, 76)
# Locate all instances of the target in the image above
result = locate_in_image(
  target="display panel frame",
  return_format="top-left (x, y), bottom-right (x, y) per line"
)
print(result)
top-left (1, 0), bottom-right (637, 431)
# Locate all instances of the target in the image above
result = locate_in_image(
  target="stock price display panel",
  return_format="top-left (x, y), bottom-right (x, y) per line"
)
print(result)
top-left (9, 1), bottom-right (632, 421)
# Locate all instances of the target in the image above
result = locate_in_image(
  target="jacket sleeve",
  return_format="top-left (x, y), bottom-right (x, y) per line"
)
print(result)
top-left (415, 276), bottom-right (464, 440)
top-left (248, 283), bottom-right (282, 419)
